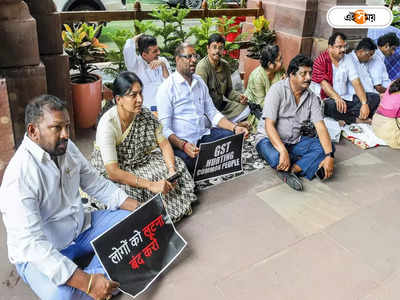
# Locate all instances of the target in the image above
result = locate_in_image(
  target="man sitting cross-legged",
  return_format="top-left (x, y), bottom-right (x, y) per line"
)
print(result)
top-left (156, 42), bottom-right (249, 174)
top-left (312, 32), bottom-right (380, 125)
top-left (255, 54), bottom-right (335, 191)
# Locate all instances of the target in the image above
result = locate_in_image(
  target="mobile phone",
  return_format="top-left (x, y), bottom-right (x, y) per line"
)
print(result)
top-left (167, 172), bottom-right (181, 182)
top-left (316, 167), bottom-right (325, 180)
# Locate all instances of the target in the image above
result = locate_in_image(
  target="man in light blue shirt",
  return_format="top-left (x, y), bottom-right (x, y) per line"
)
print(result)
top-left (322, 33), bottom-right (380, 124)
top-left (0, 95), bottom-right (140, 300)
top-left (156, 43), bottom-right (249, 174)
top-left (368, 32), bottom-right (399, 93)
top-left (368, 26), bottom-right (400, 82)
top-left (348, 38), bottom-right (378, 95)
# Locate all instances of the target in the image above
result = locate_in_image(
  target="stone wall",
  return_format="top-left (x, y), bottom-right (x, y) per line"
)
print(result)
top-left (0, 79), bottom-right (15, 183)
top-left (0, 0), bottom-right (47, 146)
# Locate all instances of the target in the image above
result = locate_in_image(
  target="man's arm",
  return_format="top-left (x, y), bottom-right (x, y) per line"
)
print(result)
top-left (149, 58), bottom-right (170, 79)
top-left (320, 80), bottom-right (347, 113)
top-left (66, 269), bottom-right (119, 300)
top-left (225, 65), bottom-right (244, 103)
top-left (314, 120), bottom-right (334, 179)
top-left (123, 35), bottom-right (141, 72)
top-left (168, 134), bottom-right (199, 158)
top-left (351, 78), bottom-right (370, 119)
top-left (217, 117), bottom-right (249, 137)
top-left (265, 118), bottom-right (290, 171)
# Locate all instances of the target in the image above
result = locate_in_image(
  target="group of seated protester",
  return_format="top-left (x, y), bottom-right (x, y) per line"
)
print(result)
top-left (1, 29), bottom-right (400, 299)
top-left (110, 31), bottom-right (400, 194)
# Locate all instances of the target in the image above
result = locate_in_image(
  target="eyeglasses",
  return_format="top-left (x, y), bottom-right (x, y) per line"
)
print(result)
top-left (179, 53), bottom-right (200, 60)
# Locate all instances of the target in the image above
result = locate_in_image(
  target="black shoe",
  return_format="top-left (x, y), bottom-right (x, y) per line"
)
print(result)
top-left (276, 171), bottom-right (303, 191)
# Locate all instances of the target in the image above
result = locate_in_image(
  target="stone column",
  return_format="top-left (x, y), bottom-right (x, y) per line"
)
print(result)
top-left (0, 79), bottom-right (15, 183)
top-left (24, 0), bottom-right (75, 139)
top-left (0, 0), bottom-right (47, 146)
top-left (312, 0), bottom-right (367, 58)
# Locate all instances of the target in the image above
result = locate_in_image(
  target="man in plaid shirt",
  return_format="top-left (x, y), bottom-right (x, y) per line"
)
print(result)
top-left (368, 26), bottom-right (400, 80)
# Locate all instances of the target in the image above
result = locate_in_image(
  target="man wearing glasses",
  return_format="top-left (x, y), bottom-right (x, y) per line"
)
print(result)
top-left (312, 32), bottom-right (380, 125)
top-left (156, 43), bottom-right (249, 174)
top-left (196, 33), bottom-right (250, 123)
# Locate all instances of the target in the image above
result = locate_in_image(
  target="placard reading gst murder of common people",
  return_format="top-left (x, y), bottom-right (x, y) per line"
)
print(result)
top-left (91, 193), bottom-right (187, 298)
top-left (194, 133), bottom-right (244, 182)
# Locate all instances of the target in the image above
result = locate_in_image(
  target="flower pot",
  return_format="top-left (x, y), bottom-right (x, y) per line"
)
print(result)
top-left (71, 73), bottom-right (102, 129)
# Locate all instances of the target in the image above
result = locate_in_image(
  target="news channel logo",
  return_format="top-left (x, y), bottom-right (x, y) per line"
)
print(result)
top-left (327, 6), bottom-right (393, 28)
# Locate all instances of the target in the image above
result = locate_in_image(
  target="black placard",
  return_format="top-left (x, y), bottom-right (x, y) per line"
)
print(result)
top-left (194, 133), bottom-right (244, 182)
top-left (91, 194), bottom-right (187, 298)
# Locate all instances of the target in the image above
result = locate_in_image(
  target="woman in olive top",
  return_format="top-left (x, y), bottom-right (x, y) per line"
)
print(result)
top-left (245, 45), bottom-right (285, 132)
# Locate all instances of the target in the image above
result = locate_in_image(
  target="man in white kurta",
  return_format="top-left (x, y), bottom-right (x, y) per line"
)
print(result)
top-left (123, 34), bottom-right (171, 109)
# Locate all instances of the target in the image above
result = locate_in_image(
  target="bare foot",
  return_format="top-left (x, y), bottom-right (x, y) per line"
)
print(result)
top-left (355, 118), bottom-right (372, 125)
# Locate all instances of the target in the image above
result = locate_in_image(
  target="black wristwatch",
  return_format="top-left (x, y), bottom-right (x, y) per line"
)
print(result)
top-left (325, 151), bottom-right (334, 158)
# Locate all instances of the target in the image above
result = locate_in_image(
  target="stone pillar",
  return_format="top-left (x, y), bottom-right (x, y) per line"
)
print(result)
top-left (0, 0), bottom-right (47, 146)
top-left (241, 0), bottom-right (318, 87)
top-left (312, 0), bottom-right (367, 58)
top-left (0, 79), bottom-right (15, 183)
top-left (24, 0), bottom-right (76, 139)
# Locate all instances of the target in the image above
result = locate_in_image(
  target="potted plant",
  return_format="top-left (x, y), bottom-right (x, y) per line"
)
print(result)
top-left (101, 29), bottom-right (133, 100)
top-left (62, 23), bottom-right (107, 128)
top-left (243, 15), bottom-right (276, 87)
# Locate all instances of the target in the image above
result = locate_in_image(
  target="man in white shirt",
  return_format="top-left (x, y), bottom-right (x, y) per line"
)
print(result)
top-left (156, 43), bottom-right (249, 174)
top-left (123, 34), bottom-right (171, 110)
top-left (0, 95), bottom-right (140, 300)
top-left (368, 32), bottom-right (400, 93)
top-left (313, 32), bottom-right (380, 125)
top-left (348, 38), bottom-right (377, 94)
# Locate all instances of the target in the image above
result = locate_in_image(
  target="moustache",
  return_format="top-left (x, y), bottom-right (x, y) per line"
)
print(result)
top-left (304, 81), bottom-right (311, 84)
top-left (57, 139), bottom-right (68, 146)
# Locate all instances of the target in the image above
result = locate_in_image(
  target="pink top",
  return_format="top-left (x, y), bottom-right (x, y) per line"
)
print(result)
top-left (377, 87), bottom-right (400, 118)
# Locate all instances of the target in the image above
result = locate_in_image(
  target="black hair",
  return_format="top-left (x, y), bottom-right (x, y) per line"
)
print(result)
top-left (112, 71), bottom-right (143, 98)
top-left (25, 94), bottom-right (67, 130)
top-left (287, 54), bottom-right (313, 76)
top-left (174, 42), bottom-right (194, 57)
top-left (328, 32), bottom-right (347, 46)
top-left (377, 32), bottom-right (400, 47)
top-left (137, 34), bottom-right (157, 55)
top-left (389, 78), bottom-right (400, 94)
top-left (356, 38), bottom-right (377, 51)
top-left (260, 45), bottom-right (280, 69)
top-left (207, 33), bottom-right (225, 46)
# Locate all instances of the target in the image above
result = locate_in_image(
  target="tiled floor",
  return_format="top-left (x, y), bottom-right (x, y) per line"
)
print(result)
top-left (1, 129), bottom-right (400, 300)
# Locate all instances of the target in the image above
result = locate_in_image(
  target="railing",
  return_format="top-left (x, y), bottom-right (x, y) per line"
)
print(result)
top-left (59, 0), bottom-right (263, 23)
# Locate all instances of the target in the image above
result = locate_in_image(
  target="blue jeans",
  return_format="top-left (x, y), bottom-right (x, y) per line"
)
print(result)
top-left (256, 136), bottom-right (334, 180)
top-left (174, 127), bottom-right (234, 174)
top-left (15, 209), bottom-right (131, 300)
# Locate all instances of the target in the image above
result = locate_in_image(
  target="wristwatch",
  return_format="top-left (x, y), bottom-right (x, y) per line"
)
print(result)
top-left (325, 151), bottom-right (334, 158)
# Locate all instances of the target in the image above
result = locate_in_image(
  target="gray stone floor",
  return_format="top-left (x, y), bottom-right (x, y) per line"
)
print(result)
top-left (1, 128), bottom-right (400, 300)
